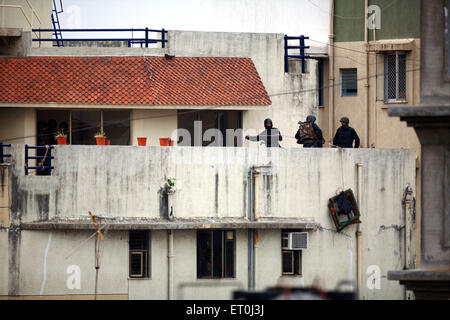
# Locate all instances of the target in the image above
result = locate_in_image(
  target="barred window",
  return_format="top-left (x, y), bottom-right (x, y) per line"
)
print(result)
top-left (384, 52), bottom-right (407, 102)
top-left (340, 69), bottom-right (358, 97)
top-left (129, 230), bottom-right (150, 278)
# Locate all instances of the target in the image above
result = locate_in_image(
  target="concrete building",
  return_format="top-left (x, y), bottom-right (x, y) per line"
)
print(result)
top-left (0, 145), bottom-right (416, 299)
top-left (318, 0), bottom-right (422, 268)
top-left (0, 1), bottom-right (420, 300)
top-left (0, 0), bottom-right (53, 52)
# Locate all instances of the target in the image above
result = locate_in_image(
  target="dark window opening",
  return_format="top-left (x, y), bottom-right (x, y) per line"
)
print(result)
top-left (318, 58), bottom-right (324, 106)
top-left (129, 230), bottom-right (150, 278)
top-left (177, 110), bottom-right (243, 147)
top-left (197, 230), bottom-right (235, 278)
top-left (282, 250), bottom-right (302, 276)
top-left (340, 68), bottom-right (358, 97)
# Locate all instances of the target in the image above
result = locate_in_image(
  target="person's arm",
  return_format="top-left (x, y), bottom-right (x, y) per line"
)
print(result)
top-left (333, 128), bottom-right (339, 146)
top-left (277, 129), bottom-right (283, 141)
top-left (246, 130), bottom-right (264, 142)
top-left (353, 129), bottom-right (360, 148)
top-left (295, 129), bottom-right (302, 143)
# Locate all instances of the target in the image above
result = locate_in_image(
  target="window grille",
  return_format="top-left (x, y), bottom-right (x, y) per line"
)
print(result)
top-left (384, 52), bottom-right (407, 102)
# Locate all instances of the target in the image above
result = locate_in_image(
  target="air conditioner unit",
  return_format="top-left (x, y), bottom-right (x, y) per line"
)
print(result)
top-left (282, 232), bottom-right (308, 250)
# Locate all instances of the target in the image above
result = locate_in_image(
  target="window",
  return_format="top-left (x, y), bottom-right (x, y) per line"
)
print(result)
top-left (281, 230), bottom-right (303, 276)
top-left (340, 68), bottom-right (358, 96)
top-left (37, 110), bottom-right (130, 145)
top-left (197, 230), bottom-right (235, 278)
top-left (129, 230), bottom-right (150, 278)
top-left (318, 59), bottom-right (324, 106)
top-left (384, 52), bottom-right (407, 102)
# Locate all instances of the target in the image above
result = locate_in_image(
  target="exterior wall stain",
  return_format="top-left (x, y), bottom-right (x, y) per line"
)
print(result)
top-left (8, 227), bottom-right (21, 296)
top-left (376, 224), bottom-right (405, 236)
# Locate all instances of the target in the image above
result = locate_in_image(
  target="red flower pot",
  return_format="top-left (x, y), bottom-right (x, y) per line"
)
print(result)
top-left (169, 139), bottom-right (174, 146)
top-left (57, 136), bottom-right (67, 145)
top-left (137, 137), bottom-right (147, 146)
top-left (159, 138), bottom-right (170, 146)
top-left (96, 137), bottom-right (106, 145)
top-left (106, 139), bottom-right (111, 145)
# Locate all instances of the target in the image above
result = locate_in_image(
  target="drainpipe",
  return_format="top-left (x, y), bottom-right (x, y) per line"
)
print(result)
top-left (402, 184), bottom-right (414, 299)
top-left (168, 230), bottom-right (174, 300)
top-left (356, 163), bottom-right (363, 299)
top-left (248, 169), bottom-right (255, 290)
top-left (328, 0), bottom-right (335, 145)
top-left (364, 0), bottom-right (370, 148)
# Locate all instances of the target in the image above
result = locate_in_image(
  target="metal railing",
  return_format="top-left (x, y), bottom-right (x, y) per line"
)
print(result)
top-left (284, 35), bottom-right (310, 73)
top-left (25, 145), bottom-right (54, 176)
top-left (31, 28), bottom-right (168, 48)
top-left (0, 142), bottom-right (11, 164)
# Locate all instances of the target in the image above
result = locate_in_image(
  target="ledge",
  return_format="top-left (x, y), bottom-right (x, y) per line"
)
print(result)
top-left (388, 106), bottom-right (450, 128)
top-left (388, 269), bottom-right (450, 282)
top-left (20, 217), bottom-right (320, 231)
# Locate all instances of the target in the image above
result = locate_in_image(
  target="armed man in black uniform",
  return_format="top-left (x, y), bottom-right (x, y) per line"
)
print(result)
top-left (333, 117), bottom-right (360, 148)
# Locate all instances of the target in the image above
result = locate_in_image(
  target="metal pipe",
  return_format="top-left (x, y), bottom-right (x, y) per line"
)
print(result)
top-left (248, 169), bottom-right (255, 290)
top-left (168, 230), bottom-right (174, 300)
top-left (356, 163), bottom-right (363, 299)
top-left (364, 0), bottom-right (370, 148)
top-left (328, 0), bottom-right (335, 146)
top-left (253, 171), bottom-right (259, 221)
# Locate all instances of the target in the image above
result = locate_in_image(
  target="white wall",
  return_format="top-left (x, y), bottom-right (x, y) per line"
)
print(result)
top-left (130, 109), bottom-right (178, 146)
top-left (1, 0), bottom-right (53, 47)
top-left (0, 108), bottom-right (36, 145)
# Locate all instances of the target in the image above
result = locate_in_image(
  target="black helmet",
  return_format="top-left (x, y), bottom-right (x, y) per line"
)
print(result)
top-left (340, 116), bottom-right (349, 123)
top-left (306, 115), bottom-right (316, 123)
top-left (264, 118), bottom-right (273, 129)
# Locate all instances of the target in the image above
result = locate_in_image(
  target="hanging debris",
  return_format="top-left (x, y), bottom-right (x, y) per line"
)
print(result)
top-left (328, 189), bottom-right (361, 232)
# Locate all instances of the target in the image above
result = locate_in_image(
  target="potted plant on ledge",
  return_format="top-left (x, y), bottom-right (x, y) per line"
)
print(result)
top-left (54, 130), bottom-right (67, 145)
top-left (94, 128), bottom-right (107, 145)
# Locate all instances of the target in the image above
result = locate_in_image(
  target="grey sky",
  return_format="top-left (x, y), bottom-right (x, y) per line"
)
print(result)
top-left (59, 0), bottom-right (330, 44)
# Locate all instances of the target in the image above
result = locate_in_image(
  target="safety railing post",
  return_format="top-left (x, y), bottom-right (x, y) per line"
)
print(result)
top-left (161, 28), bottom-right (166, 48)
top-left (25, 144), bottom-right (29, 175)
top-left (145, 27), bottom-right (149, 48)
top-left (284, 35), bottom-right (288, 73)
top-left (300, 35), bottom-right (306, 73)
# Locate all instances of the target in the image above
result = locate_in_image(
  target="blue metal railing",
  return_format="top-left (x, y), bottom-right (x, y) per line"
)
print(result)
top-left (25, 145), bottom-right (54, 176)
top-left (0, 142), bottom-right (12, 164)
top-left (51, 0), bottom-right (64, 47)
top-left (31, 28), bottom-right (168, 48)
top-left (284, 35), bottom-right (310, 73)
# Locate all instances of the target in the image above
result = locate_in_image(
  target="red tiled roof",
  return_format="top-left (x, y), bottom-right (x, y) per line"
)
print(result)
top-left (0, 56), bottom-right (271, 106)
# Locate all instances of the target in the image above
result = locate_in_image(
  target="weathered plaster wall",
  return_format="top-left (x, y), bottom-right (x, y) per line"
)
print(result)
top-left (0, 145), bottom-right (416, 299)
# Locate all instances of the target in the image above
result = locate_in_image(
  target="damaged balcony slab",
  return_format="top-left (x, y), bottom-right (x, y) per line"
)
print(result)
top-left (20, 217), bottom-right (320, 231)
top-left (388, 270), bottom-right (450, 300)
